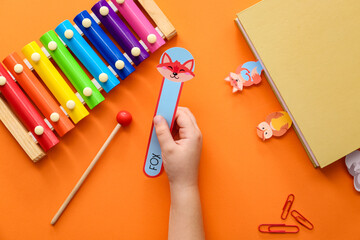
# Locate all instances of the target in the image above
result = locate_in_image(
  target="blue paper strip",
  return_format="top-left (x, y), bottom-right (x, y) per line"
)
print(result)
top-left (144, 47), bottom-right (195, 177)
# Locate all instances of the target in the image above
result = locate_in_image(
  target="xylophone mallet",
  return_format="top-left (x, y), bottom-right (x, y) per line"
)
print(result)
top-left (51, 111), bottom-right (132, 225)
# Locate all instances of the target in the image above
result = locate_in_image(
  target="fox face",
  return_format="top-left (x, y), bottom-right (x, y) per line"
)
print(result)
top-left (157, 53), bottom-right (195, 82)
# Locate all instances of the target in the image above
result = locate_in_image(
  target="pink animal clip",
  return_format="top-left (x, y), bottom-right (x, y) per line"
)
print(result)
top-left (225, 60), bottom-right (263, 93)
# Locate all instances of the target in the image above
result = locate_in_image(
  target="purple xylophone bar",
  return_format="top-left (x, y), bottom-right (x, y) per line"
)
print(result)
top-left (92, 0), bottom-right (149, 66)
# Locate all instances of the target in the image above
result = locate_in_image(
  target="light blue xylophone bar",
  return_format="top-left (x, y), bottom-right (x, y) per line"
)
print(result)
top-left (55, 20), bottom-right (120, 93)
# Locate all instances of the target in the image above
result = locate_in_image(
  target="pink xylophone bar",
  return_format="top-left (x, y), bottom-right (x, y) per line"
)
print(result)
top-left (0, 0), bottom-right (176, 162)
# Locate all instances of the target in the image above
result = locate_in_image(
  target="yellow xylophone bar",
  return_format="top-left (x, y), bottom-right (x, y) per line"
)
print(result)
top-left (22, 42), bottom-right (89, 124)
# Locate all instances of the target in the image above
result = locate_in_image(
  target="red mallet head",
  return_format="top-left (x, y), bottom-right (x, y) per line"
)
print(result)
top-left (116, 111), bottom-right (132, 126)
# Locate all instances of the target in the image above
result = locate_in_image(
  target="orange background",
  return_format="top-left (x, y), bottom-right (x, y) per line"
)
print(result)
top-left (0, 0), bottom-right (359, 239)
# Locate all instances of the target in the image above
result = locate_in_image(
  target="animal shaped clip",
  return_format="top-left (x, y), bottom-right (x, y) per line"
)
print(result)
top-left (345, 150), bottom-right (360, 192)
top-left (144, 47), bottom-right (195, 177)
top-left (257, 111), bottom-right (292, 140)
top-left (225, 60), bottom-right (263, 92)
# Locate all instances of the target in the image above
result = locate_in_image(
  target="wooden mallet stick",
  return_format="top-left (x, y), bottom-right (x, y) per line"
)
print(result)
top-left (51, 111), bottom-right (132, 225)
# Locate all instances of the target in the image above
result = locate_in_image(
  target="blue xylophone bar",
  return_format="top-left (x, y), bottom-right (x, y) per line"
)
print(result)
top-left (74, 10), bottom-right (135, 80)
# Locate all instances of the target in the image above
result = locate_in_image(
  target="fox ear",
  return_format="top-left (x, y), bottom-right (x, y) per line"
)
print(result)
top-left (183, 59), bottom-right (194, 71)
top-left (161, 53), bottom-right (172, 64)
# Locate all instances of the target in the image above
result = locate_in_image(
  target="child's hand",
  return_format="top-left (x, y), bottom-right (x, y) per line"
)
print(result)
top-left (154, 107), bottom-right (202, 189)
top-left (155, 107), bottom-right (205, 240)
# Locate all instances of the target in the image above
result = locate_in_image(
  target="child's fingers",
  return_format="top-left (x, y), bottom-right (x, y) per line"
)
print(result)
top-left (178, 107), bottom-right (200, 131)
top-left (171, 121), bottom-right (180, 141)
top-left (175, 108), bottom-right (195, 129)
top-left (178, 107), bottom-right (196, 123)
top-left (154, 115), bottom-right (176, 152)
top-left (174, 108), bottom-right (198, 139)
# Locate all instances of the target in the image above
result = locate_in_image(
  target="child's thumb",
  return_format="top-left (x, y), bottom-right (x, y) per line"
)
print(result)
top-left (154, 115), bottom-right (175, 151)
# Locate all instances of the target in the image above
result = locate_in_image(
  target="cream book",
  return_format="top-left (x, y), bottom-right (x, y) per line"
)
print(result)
top-left (236, 0), bottom-right (360, 167)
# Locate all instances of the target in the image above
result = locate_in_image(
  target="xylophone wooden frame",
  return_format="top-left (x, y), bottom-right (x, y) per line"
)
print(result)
top-left (0, 0), bottom-right (176, 162)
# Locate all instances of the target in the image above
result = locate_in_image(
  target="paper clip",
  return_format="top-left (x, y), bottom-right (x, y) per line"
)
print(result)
top-left (281, 194), bottom-right (295, 220)
top-left (291, 210), bottom-right (314, 230)
top-left (258, 224), bottom-right (299, 233)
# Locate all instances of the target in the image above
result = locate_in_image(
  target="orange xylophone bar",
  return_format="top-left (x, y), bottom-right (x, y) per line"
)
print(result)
top-left (3, 52), bottom-right (75, 137)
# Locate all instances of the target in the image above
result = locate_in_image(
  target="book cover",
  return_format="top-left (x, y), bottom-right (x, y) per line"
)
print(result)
top-left (236, 0), bottom-right (360, 167)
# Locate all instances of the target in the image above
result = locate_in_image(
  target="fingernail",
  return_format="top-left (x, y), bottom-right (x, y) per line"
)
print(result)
top-left (154, 115), bottom-right (162, 125)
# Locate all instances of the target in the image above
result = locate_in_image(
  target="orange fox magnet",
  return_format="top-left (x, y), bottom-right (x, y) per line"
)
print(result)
top-left (257, 111), bottom-right (292, 140)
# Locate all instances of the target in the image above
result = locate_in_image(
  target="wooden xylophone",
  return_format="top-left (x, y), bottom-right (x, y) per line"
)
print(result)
top-left (0, 0), bottom-right (176, 162)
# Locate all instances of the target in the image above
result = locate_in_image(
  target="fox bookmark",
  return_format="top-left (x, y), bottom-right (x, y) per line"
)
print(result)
top-left (144, 47), bottom-right (195, 177)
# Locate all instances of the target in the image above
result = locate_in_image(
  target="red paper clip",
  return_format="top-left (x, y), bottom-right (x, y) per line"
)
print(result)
top-left (281, 194), bottom-right (295, 220)
top-left (258, 224), bottom-right (299, 233)
top-left (291, 210), bottom-right (314, 230)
